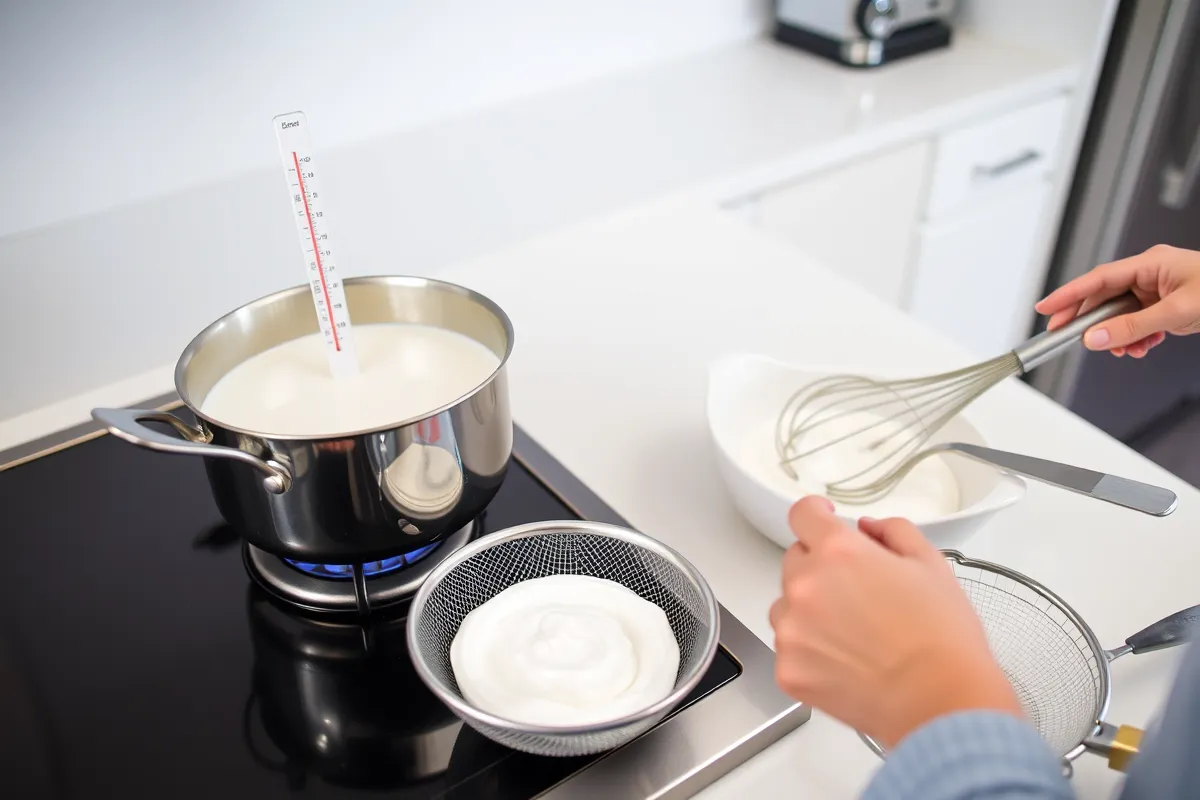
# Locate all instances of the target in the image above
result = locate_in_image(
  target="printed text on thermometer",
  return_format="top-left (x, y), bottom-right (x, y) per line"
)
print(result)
top-left (289, 152), bottom-right (342, 351)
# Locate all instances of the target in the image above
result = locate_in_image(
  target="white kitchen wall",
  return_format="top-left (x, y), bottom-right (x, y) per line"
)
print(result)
top-left (0, 0), bottom-right (769, 423)
top-left (0, 0), bottom-right (768, 238)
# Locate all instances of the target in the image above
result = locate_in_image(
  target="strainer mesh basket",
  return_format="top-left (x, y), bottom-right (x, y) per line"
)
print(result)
top-left (954, 560), bottom-right (1104, 756)
top-left (865, 555), bottom-right (1107, 760)
top-left (410, 526), bottom-right (718, 757)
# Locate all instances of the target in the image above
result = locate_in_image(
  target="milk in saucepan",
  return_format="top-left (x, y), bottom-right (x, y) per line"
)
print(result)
top-left (201, 323), bottom-right (501, 436)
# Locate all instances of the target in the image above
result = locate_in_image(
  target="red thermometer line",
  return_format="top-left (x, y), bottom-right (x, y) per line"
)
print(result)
top-left (274, 111), bottom-right (358, 377)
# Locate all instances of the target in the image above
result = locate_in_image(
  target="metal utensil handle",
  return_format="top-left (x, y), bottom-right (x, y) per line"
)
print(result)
top-left (1083, 722), bottom-right (1145, 773)
top-left (1014, 293), bottom-right (1143, 372)
top-left (1124, 604), bottom-right (1200, 655)
top-left (92, 407), bottom-right (291, 494)
top-left (1084, 606), bottom-right (1200, 771)
top-left (941, 443), bottom-right (1178, 516)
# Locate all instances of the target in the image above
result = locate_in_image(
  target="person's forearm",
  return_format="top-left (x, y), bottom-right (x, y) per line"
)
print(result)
top-left (861, 711), bottom-right (1074, 800)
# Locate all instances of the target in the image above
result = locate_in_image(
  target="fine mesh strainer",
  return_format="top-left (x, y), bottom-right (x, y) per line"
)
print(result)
top-left (405, 520), bottom-right (721, 757)
top-left (862, 550), bottom-right (1200, 774)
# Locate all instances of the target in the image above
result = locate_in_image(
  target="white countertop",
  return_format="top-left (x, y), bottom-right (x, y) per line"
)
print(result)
top-left (425, 194), bottom-right (1197, 799)
top-left (7, 182), bottom-right (1197, 797)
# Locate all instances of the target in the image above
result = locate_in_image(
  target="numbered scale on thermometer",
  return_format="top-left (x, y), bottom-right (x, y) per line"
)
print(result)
top-left (274, 111), bottom-right (359, 377)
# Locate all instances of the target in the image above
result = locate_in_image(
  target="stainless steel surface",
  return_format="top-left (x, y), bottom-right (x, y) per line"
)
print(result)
top-left (862, 551), bottom-right (1199, 774)
top-left (834, 441), bottom-right (1179, 515)
top-left (244, 522), bottom-right (477, 612)
top-left (860, 0), bottom-right (898, 39)
top-left (972, 149), bottom-right (1042, 182)
top-left (777, 296), bottom-right (1140, 504)
top-left (774, 0), bottom-right (954, 41)
top-left (1159, 121), bottom-right (1200, 208)
top-left (94, 407), bottom-right (291, 493)
top-left (943, 443), bottom-right (1178, 516)
top-left (1013, 293), bottom-right (1142, 372)
top-left (1091, 473), bottom-right (1180, 516)
top-left (842, 38), bottom-right (883, 66)
top-left (407, 519), bottom-right (721, 757)
top-left (773, 0), bottom-right (954, 67)
top-left (0, 406), bottom-right (812, 799)
top-left (90, 276), bottom-right (515, 564)
top-left (1033, 0), bottom-right (1199, 405)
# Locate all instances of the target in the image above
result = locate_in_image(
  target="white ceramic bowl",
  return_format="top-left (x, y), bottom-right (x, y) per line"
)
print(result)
top-left (706, 353), bottom-right (1026, 551)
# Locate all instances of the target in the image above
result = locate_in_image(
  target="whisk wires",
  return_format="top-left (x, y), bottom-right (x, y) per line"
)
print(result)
top-left (775, 354), bottom-right (1021, 505)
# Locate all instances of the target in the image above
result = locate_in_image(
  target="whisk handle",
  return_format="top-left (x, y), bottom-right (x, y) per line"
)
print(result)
top-left (1125, 604), bottom-right (1200, 655)
top-left (1013, 293), bottom-right (1143, 372)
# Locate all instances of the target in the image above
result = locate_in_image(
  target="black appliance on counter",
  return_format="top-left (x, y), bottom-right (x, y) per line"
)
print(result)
top-left (773, 0), bottom-right (957, 68)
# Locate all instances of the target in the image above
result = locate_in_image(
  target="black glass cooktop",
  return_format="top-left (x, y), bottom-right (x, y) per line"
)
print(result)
top-left (0, 426), bottom-right (740, 799)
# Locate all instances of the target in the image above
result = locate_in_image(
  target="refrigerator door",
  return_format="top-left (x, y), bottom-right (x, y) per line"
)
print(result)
top-left (1032, 0), bottom-right (1200, 444)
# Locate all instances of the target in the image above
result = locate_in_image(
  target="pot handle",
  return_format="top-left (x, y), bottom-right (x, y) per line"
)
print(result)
top-left (92, 407), bottom-right (291, 494)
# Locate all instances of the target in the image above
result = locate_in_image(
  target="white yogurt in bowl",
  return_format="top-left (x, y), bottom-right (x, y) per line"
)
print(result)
top-left (707, 354), bottom-right (1026, 551)
top-left (746, 410), bottom-right (961, 521)
top-left (449, 574), bottom-right (681, 727)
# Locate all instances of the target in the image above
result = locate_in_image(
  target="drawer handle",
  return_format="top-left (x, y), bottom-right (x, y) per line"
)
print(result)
top-left (972, 149), bottom-right (1042, 181)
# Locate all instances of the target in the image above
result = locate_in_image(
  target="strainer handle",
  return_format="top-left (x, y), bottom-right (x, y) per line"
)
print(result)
top-left (1084, 721), bottom-right (1144, 773)
top-left (1125, 604), bottom-right (1200, 655)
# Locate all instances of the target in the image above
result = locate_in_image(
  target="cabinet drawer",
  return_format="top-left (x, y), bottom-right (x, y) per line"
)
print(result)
top-left (908, 182), bottom-right (1053, 358)
top-left (751, 140), bottom-right (932, 308)
top-left (925, 94), bottom-right (1070, 220)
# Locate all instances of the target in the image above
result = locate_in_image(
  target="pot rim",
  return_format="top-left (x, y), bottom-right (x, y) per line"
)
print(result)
top-left (173, 274), bottom-right (514, 441)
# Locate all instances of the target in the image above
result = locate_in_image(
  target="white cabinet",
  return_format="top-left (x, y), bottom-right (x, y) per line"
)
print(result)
top-left (907, 181), bottom-right (1053, 358)
top-left (724, 93), bottom-right (1071, 353)
top-left (747, 140), bottom-right (933, 308)
top-left (904, 95), bottom-right (1069, 356)
top-left (924, 95), bottom-right (1070, 219)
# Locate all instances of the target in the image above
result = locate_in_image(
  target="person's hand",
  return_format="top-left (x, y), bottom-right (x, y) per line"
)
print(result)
top-left (1036, 244), bottom-right (1200, 358)
top-left (768, 497), bottom-right (1022, 749)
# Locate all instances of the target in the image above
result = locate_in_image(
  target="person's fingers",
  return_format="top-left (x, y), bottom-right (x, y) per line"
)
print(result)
top-left (787, 496), bottom-right (843, 551)
top-left (768, 596), bottom-right (784, 630)
top-left (1084, 297), bottom-right (1188, 350)
top-left (781, 541), bottom-right (808, 583)
top-left (1037, 264), bottom-right (1130, 315)
top-left (857, 516), bottom-right (885, 544)
top-left (1125, 332), bottom-right (1166, 358)
top-left (1036, 249), bottom-right (1159, 315)
top-left (857, 516), bottom-right (937, 560)
top-left (1045, 302), bottom-right (1082, 331)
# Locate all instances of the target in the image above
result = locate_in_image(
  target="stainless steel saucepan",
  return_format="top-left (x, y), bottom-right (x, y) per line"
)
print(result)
top-left (93, 276), bottom-right (514, 563)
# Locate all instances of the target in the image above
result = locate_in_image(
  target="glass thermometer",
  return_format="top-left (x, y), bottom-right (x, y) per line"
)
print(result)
top-left (274, 110), bottom-right (358, 377)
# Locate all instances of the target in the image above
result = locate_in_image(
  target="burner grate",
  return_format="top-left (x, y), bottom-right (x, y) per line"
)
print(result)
top-left (285, 542), bottom-right (441, 580)
top-left (245, 525), bottom-right (476, 614)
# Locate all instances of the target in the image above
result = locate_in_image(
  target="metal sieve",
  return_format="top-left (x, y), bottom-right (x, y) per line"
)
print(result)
top-left (405, 520), bottom-right (721, 757)
top-left (862, 550), bottom-right (1199, 774)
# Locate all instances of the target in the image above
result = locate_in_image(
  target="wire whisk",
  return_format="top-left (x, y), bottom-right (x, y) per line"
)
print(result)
top-left (776, 294), bottom-right (1141, 505)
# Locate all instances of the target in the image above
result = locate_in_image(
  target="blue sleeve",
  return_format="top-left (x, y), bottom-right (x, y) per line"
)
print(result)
top-left (1118, 641), bottom-right (1200, 800)
top-left (861, 711), bottom-right (1074, 800)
